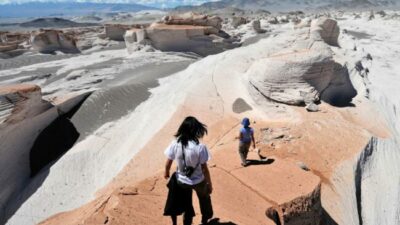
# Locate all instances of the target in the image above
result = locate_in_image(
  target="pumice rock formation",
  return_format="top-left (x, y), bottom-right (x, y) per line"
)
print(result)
top-left (0, 32), bottom-right (30, 55)
top-left (2, 8), bottom-right (400, 225)
top-left (310, 18), bottom-right (340, 47)
top-left (162, 12), bottom-right (223, 30)
top-left (104, 24), bottom-right (144, 41)
top-left (31, 29), bottom-right (80, 54)
top-left (124, 12), bottom-right (239, 56)
top-left (0, 84), bottom-right (88, 224)
top-left (248, 18), bottom-right (356, 106)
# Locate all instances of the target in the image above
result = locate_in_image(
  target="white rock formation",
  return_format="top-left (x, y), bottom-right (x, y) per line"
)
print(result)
top-left (252, 20), bottom-right (266, 34)
top-left (31, 30), bottom-right (80, 54)
top-left (124, 18), bottom-right (238, 56)
top-left (231, 16), bottom-right (248, 28)
top-left (0, 44), bottom-right (18, 53)
top-left (247, 18), bottom-right (355, 106)
top-left (248, 46), bottom-right (334, 105)
top-left (0, 84), bottom-right (89, 224)
top-left (104, 24), bottom-right (140, 41)
top-left (330, 14), bottom-right (400, 225)
top-left (310, 17), bottom-right (340, 46)
top-left (162, 12), bottom-right (222, 30)
top-left (0, 85), bottom-right (58, 224)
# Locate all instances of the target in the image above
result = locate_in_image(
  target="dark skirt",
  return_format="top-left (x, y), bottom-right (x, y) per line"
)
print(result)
top-left (164, 173), bottom-right (195, 217)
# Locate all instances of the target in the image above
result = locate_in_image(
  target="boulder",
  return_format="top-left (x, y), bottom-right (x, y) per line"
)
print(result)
top-left (163, 12), bottom-right (222, 30)
top-left (376, 10), bottom-right (386, 17)
top-left (124, 28), bottom-right (153, 53)
top-left (248, 47), bottom-right (335, 105)
top-left (31, 29), bottom-right (79, 54)
top-left (104, 24), bottom-right (140, 41)
top-left (252, 20), bottom-right (266, 34)
top-left (231, 16), bottom-right (248, 28)
top-left (306, 102), bottom-right (319, 112)
top-left (249, 18), bottom-right (356, 107)
top-left (310, 17), bottom-right (340, 46)
top-left (268, 17), bottom-right (279, 24)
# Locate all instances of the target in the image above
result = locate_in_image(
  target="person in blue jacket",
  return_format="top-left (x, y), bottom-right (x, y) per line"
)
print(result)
top-left (238, 117), bottom-right (256, 167)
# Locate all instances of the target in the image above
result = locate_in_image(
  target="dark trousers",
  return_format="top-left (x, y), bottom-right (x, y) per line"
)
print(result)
top-left (179, 180), bottom-right (213, 223)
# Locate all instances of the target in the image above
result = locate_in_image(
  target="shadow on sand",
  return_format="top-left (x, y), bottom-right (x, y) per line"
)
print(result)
top-left (208, 218), bottom-right (237, 225)
top-left (246, 158), bottom-right (275, 166)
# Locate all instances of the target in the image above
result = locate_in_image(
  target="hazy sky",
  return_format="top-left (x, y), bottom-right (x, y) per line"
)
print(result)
top-left (0, 0), bottom-right (218, 7)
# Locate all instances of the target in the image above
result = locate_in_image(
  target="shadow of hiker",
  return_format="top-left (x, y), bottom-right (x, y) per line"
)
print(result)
top-left (246, 158), bottom-right (275, 166)
top-left (208, 218), bottom-right (237, 225)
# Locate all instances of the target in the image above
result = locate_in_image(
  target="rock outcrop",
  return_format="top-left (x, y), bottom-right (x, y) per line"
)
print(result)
top-left (310, 18), bottom-right (340, 46)
top-left (0, 84), bottom-right (58, 224)
top-left (124, 13), bottom-right (239, 56)
top-left (31, 29), bottom-right (80, 54)
top-left (248, 47), bottom-right (335, 105)
top-left (0, 32), bottom-right (30, 53)
top-left (104, 24), bottom-right (143, 41)
top-left (252, 20), bottom-right (266, 34)
top-left (0, 84), bottom-right (89, 224)
top-left (231, 16), bottom-right (248, 28)
top-left (162, 12), bottom-right (223, 30)
top-left (248, 18), bottom-right (355, 106)
top-left (0, 44), bottom-right (19, 53)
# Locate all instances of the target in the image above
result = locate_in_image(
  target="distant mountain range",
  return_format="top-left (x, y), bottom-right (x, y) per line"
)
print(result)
top-left (0, 2), bottom-right (157, 18)
top-left (174, 0), bottom-right (400, 12)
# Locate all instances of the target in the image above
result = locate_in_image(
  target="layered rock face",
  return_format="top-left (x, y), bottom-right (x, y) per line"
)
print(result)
top-left (162, 12), bottom-right (223, 30)
top-left (310, 18), bottom-right (340, 46)
top-left (0, 84), bottom-right (89, 224)
top-left (0, 44), bottom-right (18, 53)
top-left (0, 85), bottom-right (57, 224)
top-left (0, 32), bottom-right (29, 53)
top-left (104, 24), bottom-right (143, 41)
top-left (248, 18), bottom-right (356, 106)
top-left (31, 30), bottom-right (80, 54)
top-left (124, 13), bottom-right (238, 56)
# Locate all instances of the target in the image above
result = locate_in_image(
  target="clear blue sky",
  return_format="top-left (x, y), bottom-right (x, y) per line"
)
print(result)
top-left (0, 0), bottom-right (218, 8)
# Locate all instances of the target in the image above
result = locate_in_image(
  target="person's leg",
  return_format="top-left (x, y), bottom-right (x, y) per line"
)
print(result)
top-left (180, 182), bottom-right (195, 225)
top-left (238, 143), bottom-right (247, 166)
top-left (183, 213), bottom-right (193, 225)
top-left (171, 215), bottom-right (177, 225)
top-left (239, 142), bottom-right (251, 166)
top-left (243, 143), bottom-right (250, 160)
top-left (194, 181), bottom-right (213, 224)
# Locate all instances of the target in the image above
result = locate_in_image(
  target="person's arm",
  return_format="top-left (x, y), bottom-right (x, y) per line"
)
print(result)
top-left (251, 132), bottom-right (256, 149)
top-left (164, 159), bottom-right (173, 179)
top-left (201, 163), bottom-right (213, 194)
top-left (236, 131), bottom-right (243, 140)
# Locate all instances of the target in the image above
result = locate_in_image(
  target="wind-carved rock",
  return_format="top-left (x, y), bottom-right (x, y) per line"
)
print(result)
top-left (0, 32), bottom-right (30, 53)
top-left (104, 24), bottom-right (143, 41)
top-left (249, 46), bottom-right (335, 105)
top-left (248, 18), bottom-right (356, 106)
top-left (162, 12), bottom-right (223, 30)
top-left (252, 20), bottom-right (266, 34)
top-left (231, 16), bottom-right (248, 28)
top-left (310, 17), bottom-right (340, 46)
top-left (124, 13), bottom-right (239, 56)
top-left (31, 29), bottom-right (80, 54)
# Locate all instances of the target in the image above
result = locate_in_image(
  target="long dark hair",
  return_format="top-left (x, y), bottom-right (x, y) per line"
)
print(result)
top-left (175, 116), bottom-right (207, 147)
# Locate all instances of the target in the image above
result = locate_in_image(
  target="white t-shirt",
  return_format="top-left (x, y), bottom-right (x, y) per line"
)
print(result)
top-left (164, 140), bottom-right (211, 185)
